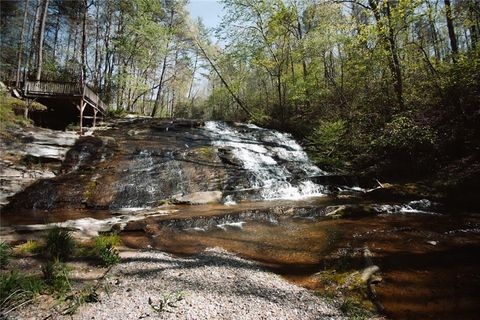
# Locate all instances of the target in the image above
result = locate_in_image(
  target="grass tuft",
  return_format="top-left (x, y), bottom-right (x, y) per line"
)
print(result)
top-left (93, 233), bottom-right (121, 266)
top-left (15, 240), bottom-right (43, 255)
top-left (340, 298), bottom-right (372, 320)
top-left (0, 271), bottom-right (44, 311)
top-left (42, 258), bottom-right (71, 294)
top-left (0, 241), bottom-right (12, 268)
top-left (45, 227), bottom-right (75, 261)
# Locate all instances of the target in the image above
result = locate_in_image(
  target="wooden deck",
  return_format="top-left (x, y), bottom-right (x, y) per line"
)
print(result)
top-left (23, 80), bottom-right (106, 114)
top-left (13, 79), bottom-right (107, 133)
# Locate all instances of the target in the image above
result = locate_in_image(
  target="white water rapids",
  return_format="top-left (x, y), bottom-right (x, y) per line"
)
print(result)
top-left (204, 121), bottom-right (328, 201)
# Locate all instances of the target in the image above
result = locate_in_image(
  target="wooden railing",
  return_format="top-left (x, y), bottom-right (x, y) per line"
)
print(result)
top-left (23, 80), bottom-right (105, 113)
top-left (84, 85), bottom-right (105, 111)
top-left (25, 80), bottom-right (82, 96)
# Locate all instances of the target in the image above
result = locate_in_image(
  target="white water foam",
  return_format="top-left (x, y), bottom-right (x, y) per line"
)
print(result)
top-left (204, 121), bottom-right (327, 201)
top-left (223, 195), bottom-right (237, 206)
top-left (216, 221), bottom-right (246, 230)
top-left (373, 199), bottom-right (436, 214)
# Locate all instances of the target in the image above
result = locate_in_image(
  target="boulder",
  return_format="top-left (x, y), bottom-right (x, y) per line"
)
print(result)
top-left (172, 191), bottom-right (223, 205)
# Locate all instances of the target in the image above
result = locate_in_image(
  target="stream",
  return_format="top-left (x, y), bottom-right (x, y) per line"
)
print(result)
top-left (1, 119), bottom-right (479, 319)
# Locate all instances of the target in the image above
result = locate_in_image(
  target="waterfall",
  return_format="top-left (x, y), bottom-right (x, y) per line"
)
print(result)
top-left (3, 119), bottom-right (331, 213)
top-left (204, 121), bottom-right (328, 200)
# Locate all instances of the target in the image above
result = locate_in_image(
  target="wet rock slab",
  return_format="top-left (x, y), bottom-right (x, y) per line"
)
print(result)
top-left (4, 119), bottom-right (328, 215)
top-left (0, 125), bottom-right (79, 206)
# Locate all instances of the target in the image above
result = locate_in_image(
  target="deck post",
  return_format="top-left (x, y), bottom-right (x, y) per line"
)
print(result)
top-left (79, 98), bottom-right (85, 135)
top-left (24, 99), bottom-right (30, 119)
top-left (93, 109), bottom-right (98, 128)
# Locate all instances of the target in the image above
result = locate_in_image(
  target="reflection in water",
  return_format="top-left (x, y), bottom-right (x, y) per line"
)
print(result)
top-left (120, 208), bottom-right (480, 320)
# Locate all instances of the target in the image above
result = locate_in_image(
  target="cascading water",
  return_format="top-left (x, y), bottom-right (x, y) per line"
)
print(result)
top-left (3, 119), bottom-right (331, 213)
top-left (203, 121), bottom-right (328, 201)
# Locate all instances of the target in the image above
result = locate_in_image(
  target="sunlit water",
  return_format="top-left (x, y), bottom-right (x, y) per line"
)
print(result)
top-left (203, 121), bottom-right (328, 200)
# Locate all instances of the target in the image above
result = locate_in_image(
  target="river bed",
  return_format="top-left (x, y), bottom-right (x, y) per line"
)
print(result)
top-left (2, 119), bottom-right (479, 319)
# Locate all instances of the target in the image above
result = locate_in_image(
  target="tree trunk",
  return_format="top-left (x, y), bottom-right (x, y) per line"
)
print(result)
top-left (385, 1), bottom-right (404, 109)
top-left (369, 0), bottom-right (404, 110)
top-left (151, 6), bottom-right (177, 117)
top-left (52, 13), bottom-right (60, 58)
top-left (196, 39), bottom-right (252, 117)
top-left (94, 4), bottom-right (100, 88)
top-left (468, 1), bottom-right (479, 48)
top-left (444, 0), bottom-right (459, 58)
top-left (151, 53), bottom-right (169, 117)
top-left (28, 0), bottom-right (41, 77)
top-left (81, 0), bottom-right (90, 87)
top-left (187, 51), bottom-right (198, 117)
top-left (16, 0), bottom-right (30, 87)
top-left (35, 0), bottom-right (50, 81)
top-left (429, 3), bottom-right (441, 60)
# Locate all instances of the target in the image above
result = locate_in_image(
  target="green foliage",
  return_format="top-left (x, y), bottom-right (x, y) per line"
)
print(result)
top-left (0, 95), bottom-right (30, 130)
top-left (0, 271), bottom-right (44, 309)
top-left (41, 258), bottom-right (71, 294)
top-left (0, 241), bottom-right (12, 268)
top-left (250, 109), bottom-right (272, 127)
top-left (149, 291), bottom-right (185, 313)
top-left (340, 298), bottom-right (372, 320)
top-left (97, 245), bottom-right (121, 267)
top-left (63, 285), bottom-right (100, 315)
top-left (373, 115), bottom-right (436, 155)
top-left (93, 233), bottom-right (121, 266)
top-left (105, 107), bottom-right (128, 118)
top-left (14, 240), bottom-right (43, 255)
top-left (307, 120), bottom-right (349, 170)
top-left (11, 98), bottom-right (47, 112)
top-left (45, 228), bottom-right (75, 261)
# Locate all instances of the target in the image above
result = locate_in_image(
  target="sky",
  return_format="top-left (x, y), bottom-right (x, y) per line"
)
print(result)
top-left (187, 0), bottom-right (224, 32)
top-left (186, 1), bottom-right (224, 93)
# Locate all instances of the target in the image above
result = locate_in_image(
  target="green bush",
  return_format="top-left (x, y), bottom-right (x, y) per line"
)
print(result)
top-left (105, 107), bottom-right (127, 118)
top-left (374, 115), bottom-right (436, 154)
top-left (45, 228), bottom-right (75, 261)
top-left (42, 258), bottom-right (71, 294)
top-left (250, 109), bottom-right (272, 127)
top-left (307, 120), bottom-right (349, 170)
top-left (93, 234), bottom-right (121, 266)
top-left (0, 271), bottom-right (44, 308)
top-left (0, 241), bottom-right (12, 268)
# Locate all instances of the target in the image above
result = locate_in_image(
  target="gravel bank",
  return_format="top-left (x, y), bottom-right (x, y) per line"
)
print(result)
top-left (9, 247), bottom-right (344, 320)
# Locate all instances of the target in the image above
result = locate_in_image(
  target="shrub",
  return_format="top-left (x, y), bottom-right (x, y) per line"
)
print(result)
top-left (307, 120), bottom-right (349, 170)
top-left (373, 115), bottom-right (436, 155)
top-left (42, 259), bottom-right (71, 294)
top-left (105, 107), bottom-right (127, 118)
top-left (0, 92), bottom-right (46, 131)
top-left (250, 109), bottom-right (272, 127)
top-left (93, 234), bottom-right (121, 266)
top-left (0, 241), bottom-right (12, 268)
top-left (45, 228), bottom-right (75, 261)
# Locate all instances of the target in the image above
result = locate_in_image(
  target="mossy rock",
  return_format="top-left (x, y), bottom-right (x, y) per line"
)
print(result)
top-left (325, 205), bottom-right (377, 219)
top-left (192, 146), bottom-right (217, 160)
top-left (314, 270), bottom-right (374, 318)
top-left (365, 183), bottom-right (434, 201)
